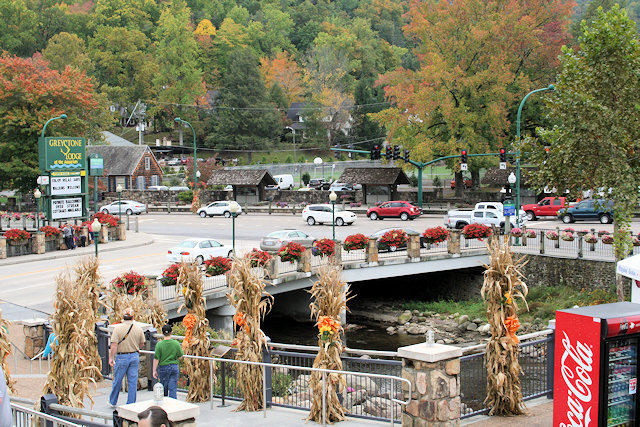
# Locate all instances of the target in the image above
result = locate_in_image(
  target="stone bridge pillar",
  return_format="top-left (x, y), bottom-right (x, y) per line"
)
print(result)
top-left (407, 233), bottom-right (420, 259)
top-left (117, 222), bottom-right (126, 241)
top-left (366, 237), bottom-right (378, 263)
top-left (99, 225), bottom-right (109, 243)
top-left (208, 305), bottom-right (235, 336)
top-left (399, 342), bottom-right (462, 426)
top-left (32, 232), bottom-right (45, 255)
top-left (0, 236), bottom-right (5, 259)
top-left (447, 230), bottom-right (461, 256)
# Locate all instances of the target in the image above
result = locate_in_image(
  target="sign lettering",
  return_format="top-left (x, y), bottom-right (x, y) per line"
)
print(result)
top-left (51, 198), bottom-right (82, 220)
top-left (50, 176), bottom-right (82, 195)
top-left (559, 331), bottom-right (594, 427)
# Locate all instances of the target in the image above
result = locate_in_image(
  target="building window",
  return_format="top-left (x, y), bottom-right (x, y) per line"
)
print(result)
top-left (137, 176), bottom-right (145, 190)
top-left (145, 156), bottom-right (150, 171)
top-left (151, 175), bottom-right (159, 186)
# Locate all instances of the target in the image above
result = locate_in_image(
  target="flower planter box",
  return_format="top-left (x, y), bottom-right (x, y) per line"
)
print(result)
top-left (44, 236), bottom-right (59, 252)
top-left (7, 239), bottom-right (32, 257)
top-left (108, 228), bottom-right (118, 241)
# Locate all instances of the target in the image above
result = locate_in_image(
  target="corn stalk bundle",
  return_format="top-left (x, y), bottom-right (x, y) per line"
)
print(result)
top-left (177, 261), bottom-right (212, 402)
top-left (44, 272), bottom-right (101, 413)
top-left (226, 257), bottom-right (273, 411)
top-left (0, 310), bottom-right (15, 393)
top-left (306, 265), bottom-right (352, 424)
top-left (106, 292), bottom-right (167, 330)
top-left (481, 237), bottom-right (529, 416)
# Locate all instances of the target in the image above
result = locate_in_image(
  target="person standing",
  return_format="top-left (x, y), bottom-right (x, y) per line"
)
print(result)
top-left (109, 308), bottom-right (145, 407)
top-left (0, 368), bottom-right (11, 427)
top-left (62, 223), bottom-right (75, 250)
top-left (152, 325), bottom-right (183, 399)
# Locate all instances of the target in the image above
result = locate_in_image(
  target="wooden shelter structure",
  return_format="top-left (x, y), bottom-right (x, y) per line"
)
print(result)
top-left (337, 167), bottom-right (410, 204)
top-left (207, 169), bottom-right (277, 204)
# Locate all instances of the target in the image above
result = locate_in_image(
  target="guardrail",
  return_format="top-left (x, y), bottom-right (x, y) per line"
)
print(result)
top-left (12, 402), bottom-right (85, 427)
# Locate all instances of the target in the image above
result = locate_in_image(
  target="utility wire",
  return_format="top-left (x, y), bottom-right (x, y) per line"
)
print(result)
top-left (140, 99), bottom-right (390, 112)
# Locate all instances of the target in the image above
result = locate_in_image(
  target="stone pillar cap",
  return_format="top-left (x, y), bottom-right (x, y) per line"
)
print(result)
top-left (117, 397), bottom-right (199, 422)
top-left (398, 342), bottom-right (462, 362)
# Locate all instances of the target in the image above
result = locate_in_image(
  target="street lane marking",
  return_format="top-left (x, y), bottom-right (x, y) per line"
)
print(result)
top-left (0, 252), bottom-right (165, 280)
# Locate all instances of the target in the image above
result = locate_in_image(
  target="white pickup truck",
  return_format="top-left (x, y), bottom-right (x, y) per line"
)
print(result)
top-left (445, 202), bottom-right (527, 231)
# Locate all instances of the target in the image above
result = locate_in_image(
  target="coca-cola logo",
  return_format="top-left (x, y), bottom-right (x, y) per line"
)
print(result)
top-left (559, 331), bottom-right (594, 427)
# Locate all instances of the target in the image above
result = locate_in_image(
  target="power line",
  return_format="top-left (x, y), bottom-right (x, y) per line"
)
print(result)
top-left (139, 99), bottom-right (390, 112)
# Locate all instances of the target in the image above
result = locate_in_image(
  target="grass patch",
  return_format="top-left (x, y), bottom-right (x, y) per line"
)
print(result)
top-left (400, 286), bottom-right (617, 323)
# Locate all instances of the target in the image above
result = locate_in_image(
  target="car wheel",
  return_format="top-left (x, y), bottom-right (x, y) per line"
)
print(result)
top-left (526, 211), bottom-right (536, 221)
top-left (336, 217), bottom-right (344, 226)
top-left (599, 214), bottom-right (612, 224)
top-left (199, 211), bottom-right (207, 218)
top-left (307, 217), bottom-right (316, 226)
top-left (224, 211), bottom-right (231, 218)
top-left (196, 256), bottom-right (204, 265)
top-left (369, 212), bottom-right (378, 221)
top-left (400, 212), bottom-right (409, 221)
top-left (456, 222), bottom-right (467, 230)
top-left (102, 209), bottom-right (109, 214)
top-left (562, 214), bottom-right (573, 224)
top-left (126, 209), bottom-right (133, 215)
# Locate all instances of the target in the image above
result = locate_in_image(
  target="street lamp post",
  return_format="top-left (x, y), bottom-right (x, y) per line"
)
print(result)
top-left (116, 184), bottom-right (123, 221)
top-left (506, 172), bottom-right (517, 239)
top-left (91, 218), bottom-right (102, 257)
top-left (174, 118), bottom-right (198, 188)
top-left (41, 114), bottom-right (68, 139)
top-left (329, 191), bottom-right (337, 240)
top-left (229, 201), bottom-right (240, 254)
top-left (34, 189), bottom-right (41, 230)
top-left (286, 126), bottom-right (297, 185)
top-left (515, 84), bottom-right (555, 231)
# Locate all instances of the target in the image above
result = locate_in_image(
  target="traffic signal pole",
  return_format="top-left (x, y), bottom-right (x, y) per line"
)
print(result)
top-left (331, 148), bottom-right (513, 209)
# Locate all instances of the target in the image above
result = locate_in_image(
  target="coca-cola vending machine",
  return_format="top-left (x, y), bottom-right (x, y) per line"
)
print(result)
top-left (554, 302), bottom-right (640, 427)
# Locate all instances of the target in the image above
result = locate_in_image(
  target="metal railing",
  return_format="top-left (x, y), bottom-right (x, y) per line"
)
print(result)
top-left (276, 259), bottom-right (298, 274)
top-left (8, 342), bottom-right (51, 378)
top-left (340, 248), bottom-right (366, 263)
top-left (459, 329), bottom-right (554, 418)
top-left (12, 403), bottom-right (84, 427)
top-left (419, 241), bottom-right (448, 256)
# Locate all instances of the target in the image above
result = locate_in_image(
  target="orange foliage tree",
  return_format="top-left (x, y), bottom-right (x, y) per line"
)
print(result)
top-left (260, 51), bottom-right (306, 105)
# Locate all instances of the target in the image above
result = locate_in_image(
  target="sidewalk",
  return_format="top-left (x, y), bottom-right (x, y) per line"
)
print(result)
top-left (462, 397), bottom-right (553, 426)
top-left (0, 231), bottom-right (155, 267)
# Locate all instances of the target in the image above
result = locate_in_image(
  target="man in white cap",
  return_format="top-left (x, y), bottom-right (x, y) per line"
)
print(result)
top-left (109, 307), bottom-right (145, 407)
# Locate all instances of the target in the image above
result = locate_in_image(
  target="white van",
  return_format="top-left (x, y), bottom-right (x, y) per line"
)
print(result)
top-left (273, 174), bottom-right (294, 190)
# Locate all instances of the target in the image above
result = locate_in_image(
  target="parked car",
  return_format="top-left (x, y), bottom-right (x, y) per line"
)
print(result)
top-left (224, 185), bottom-right (233, 192)
top-left (370, 228), bottom-right (430, 252)
top-left (99, 200), bottom-right (146, 215)
top-left (197, 201), bottom-right (242, 218)
top-left (166, 238), bottom-right (232, 264)
top-left (166, 158), bottom-right (181, 166)
top-left (445, 202), bottom-right (526, 230)
top-left (329, 182), bottom-right (354, 191)
top-left (558, 199), bottom-right (614, 224)
top-left (522, 197), bottom-right (574, 221)
top-left (273, 174), bottom-right (294, 190)
top-left (308, 179), bottom-right (326, 189)
top-left (169, 186), bottom-right (190, 192)
top-left (450, 178), bottom-right (473, 189)
top-left (366, 201), bottom-right (421, 221)
top-left (148, 185), bottom-right (169, 191)
top-left (259, 229), bottom-right (316, 252)
top-left (302, 204), bottom-right (357, 226)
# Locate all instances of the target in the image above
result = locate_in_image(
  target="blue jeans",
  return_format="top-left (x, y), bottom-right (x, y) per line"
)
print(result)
top-left (157, 364), bottom-right (179, 399)
top-left (110, 353), bottom-right (140, 406)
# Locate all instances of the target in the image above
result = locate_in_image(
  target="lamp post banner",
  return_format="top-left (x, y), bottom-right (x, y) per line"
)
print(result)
top-left (38, 136), bottom-right (86, 171)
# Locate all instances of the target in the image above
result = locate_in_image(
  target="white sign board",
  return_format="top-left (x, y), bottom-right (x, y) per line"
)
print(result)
top-left (461, 163), bottom-right (468, 171)
top-left (51, 177), bottom-right (82, 195)
top-left (500, 162), bottom-right (507, 170)
top-left (51, 198), bottom-right (82, 219)
top-left (37, 175), bottom-right (50, 185)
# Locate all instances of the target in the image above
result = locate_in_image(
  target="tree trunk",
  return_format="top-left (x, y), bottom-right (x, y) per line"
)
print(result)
top-left (471, 170), bottom-right (480, 189)
top-left (614, 221), bottom-right (625, 301)
top-left (455, 171), bottom-right (464, 197)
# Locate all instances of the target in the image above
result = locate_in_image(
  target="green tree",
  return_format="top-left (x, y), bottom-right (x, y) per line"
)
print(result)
top-left (0, 54), bottom-right (110, 193)
top-left (527, 6), bottom-right (640, 301)
top-left (0, 0), bottom-right (37, 56)
top-left (205, 48), bottom-right (282, 161)
top-left (570, 0), bottom-right (628, 39)
top-left (43, 32), bottom-right (93, 73)
top-left (91, 0), bottom-right (159, 35)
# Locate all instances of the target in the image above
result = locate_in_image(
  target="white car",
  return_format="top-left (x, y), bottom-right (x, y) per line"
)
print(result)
top-left (197, 201), bottom-right (243, 218)
top-left (302, 204), bottom-right (357, 226)
top-left (166, 238), bottom-right (233, 264)
top-left (100, 200), bottom-right (146, 215)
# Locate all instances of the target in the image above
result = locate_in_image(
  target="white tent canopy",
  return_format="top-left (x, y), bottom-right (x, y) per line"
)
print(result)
top-left (617, 254), bottom-right (640, 303)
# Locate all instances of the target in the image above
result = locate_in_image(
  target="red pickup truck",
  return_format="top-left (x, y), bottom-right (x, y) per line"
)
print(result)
top-left (521, 197), bottom-right (571, 221)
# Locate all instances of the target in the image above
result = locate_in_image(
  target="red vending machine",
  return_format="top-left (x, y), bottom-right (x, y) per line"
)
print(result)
top-left (554, 302), bottom-right (640, 427)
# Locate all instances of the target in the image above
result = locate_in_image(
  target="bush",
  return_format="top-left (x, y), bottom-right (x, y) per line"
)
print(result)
top-left (284, 155), bottom-right (293, 163)
top-left (302, 172), bottom-right (311, 185)
top-left (408, 174), bottom-right (419, 187)
top-left (432, 176), bottom-right (442, 188)
top-left (272, 372), bottom-right (294, 397)
top-left (177, 190), bottom-right (193, 204)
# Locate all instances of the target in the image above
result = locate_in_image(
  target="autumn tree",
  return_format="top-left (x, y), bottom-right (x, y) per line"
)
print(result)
top-left (526, 6), bottom-right (640, 301)
top-left (260, 51), bottom-right (306, 106)
top-left (371, 0), bottom-right (573, 195)
top-left (0, 54), bottom-right (110, 193)
top-left (43, 32), bottom-right (93, 74)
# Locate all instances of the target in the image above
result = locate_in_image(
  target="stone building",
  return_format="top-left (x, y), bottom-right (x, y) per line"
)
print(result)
top-left (207, 169), bottom-right (277, 204)
top-left (337, 167), bottom-right (410, 204)
top-left (86, 145), bottom-right (163, 191)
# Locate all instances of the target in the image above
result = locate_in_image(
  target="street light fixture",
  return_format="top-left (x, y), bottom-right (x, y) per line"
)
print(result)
top-left (329, 191), bottom-right (337, 240)
top-left (41, 114), bottom-right (67, 139)
top-left (174, 118), bottom-right (198, 189)
top-left (229, 201), bottom-right (240, 254)
top-left (91, 217), bottom-right (102, 257)
top-left (116, 184), bottom-right (123, 221)
top-left (34, 189), bottom-right (41, 230)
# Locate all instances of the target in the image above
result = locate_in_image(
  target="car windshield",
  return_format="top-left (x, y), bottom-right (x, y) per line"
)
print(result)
top-left (334, 206), bottom-right (344, 212)
top-left (178, 241), bottom-right (198, 248)
top-left (267, 231), bottom-right (289, 238)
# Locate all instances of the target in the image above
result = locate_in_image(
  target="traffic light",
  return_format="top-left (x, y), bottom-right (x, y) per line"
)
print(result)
top-left (404, 149), bottom-right (410, 162)
top-left (544, 146), bottom-right (550, 155)
top-left (370, 145), bottom-right (378, 160)
top-left (393, 145), bottom-right (400, 160)
top-left (334, 144), bottom-right (341, 159)
top-left (499, 148), bottom-right (506, 163)
top-left (348, 144), bottom-right (354, 159)
top-left (461, 150), bottom-right (468, 163)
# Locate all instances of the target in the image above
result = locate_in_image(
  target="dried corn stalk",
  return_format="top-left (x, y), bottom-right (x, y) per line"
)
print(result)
top-left (306, 265), bottom-right (352, 424)
top-left (74, 257), bottom-right (104, 380)
top-left (106, 291), bottom-right (167, 331)
top-left (44, 272), bottom-right (101, 412)
top-left (227, 257), bottom-right (273, 411)
top-left (0, 310), bottom-right (15, 393)
top-left (177, 261), bottom-right (212, 402)
top-left (482, 237), bottom-right (529, 416)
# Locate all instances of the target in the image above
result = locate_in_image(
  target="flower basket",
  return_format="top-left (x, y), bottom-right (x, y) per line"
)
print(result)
top-left (278, 241), bottom-right (305, 263)
top-left (422, 227), bottom-right (448, 244)
top-left (509, 228), bottom-right (523, 238)
top-left (563, 227), bottom-right (575, 233)
top-left (312, 238), bottom-right (335, 257)
top-left (94, 212), bottom-right (119, 227)
top-left (634, 237), bottom-right (640, 247)
top-left (584, 233), bottom-right (598, 244)
top-left (342, 234), bottom-right (367, 252)
top-left (39, 226), bottom-right (61, 238)
top-left (160, 263), bottom-right (181, 287)
top-left (545, 230), bottom-right (559, 241)
top-left (111, 271), bottom-right (147, 295)
top-left (524, 229), bottom-right (537, 239)
top-left (349, 202), bottom-right (362, 208)
top-left (602, 235), bottom-right (614, 245)
top-left (204, 256), bottom-right (232, 276)
top-left (246, 249), bottom-right (272, 267)
top-left (560, 231), bottom-right (574, 242)
top-left (598, 230), bottom-right (609, 237)
top-left (378, 229), bottom-right (408, 251)
top-left (4, 228), bottom-right (31, 242)
top-left (462, 223), bottom-right (492, 240)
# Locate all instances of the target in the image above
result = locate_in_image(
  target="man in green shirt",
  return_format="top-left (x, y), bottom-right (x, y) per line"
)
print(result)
top-left (153, 324), bottom-right (184, 399)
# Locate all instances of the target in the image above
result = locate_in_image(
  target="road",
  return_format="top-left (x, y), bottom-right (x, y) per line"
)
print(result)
top-left (1, 212), bottom-right (637, 320)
